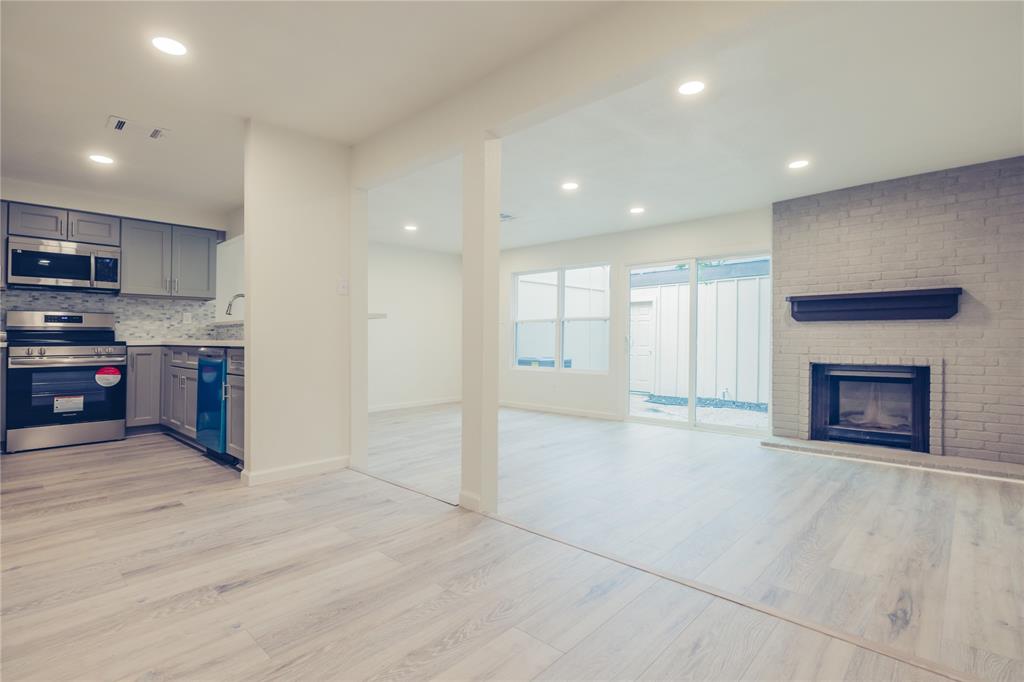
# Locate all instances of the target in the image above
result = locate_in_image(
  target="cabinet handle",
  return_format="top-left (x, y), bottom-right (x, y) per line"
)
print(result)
top-left (130, 353), bottom-right (135, 371)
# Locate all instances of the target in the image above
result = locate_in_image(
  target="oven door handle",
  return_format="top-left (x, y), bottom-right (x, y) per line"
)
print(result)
top-left (9, 356), bottom-right (128, 368)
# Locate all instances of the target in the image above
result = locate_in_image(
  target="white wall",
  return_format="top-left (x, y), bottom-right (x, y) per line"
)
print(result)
top-left (243, 121), bottom-right (351, 484)
top-left (1, 176), bottom-right (228, 229)
top-left (224, 205), bottom-right (244, 239)
top-left (215, 235), bottom-right (245, 323)
top-left (499, 208), bottom-right (771, 419)
top-left (368, 242), bottom-right (462, 411)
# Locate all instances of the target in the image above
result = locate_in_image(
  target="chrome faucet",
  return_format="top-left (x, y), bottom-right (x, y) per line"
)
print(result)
top-left (225, 293), bottom-right (246, 316)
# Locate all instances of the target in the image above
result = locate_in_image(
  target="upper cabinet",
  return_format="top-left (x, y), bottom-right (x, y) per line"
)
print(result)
top-left (172, 226), bottom-right (217, 299)
top-left (8, 203), bottom-right (67, 240)
top-left (122, 220), bottom-right (173, 296)
top-left (8, 203), bottom-right (121, 246)
top-left (121, 220), bottom-right (217, 300)
top-left (68, 211), bottom-right (120, 246)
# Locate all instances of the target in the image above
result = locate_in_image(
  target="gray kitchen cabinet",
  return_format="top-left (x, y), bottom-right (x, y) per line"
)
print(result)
top-left (1, 348), bottom-right (6, 452)
top-left (181, 368), bottom-right (198, 440)
top-left (126, 347), bottom-right (162, 427)
top-left (172, 226), bottom-right (217, 299)
top-left (68, 211), bottom-right (120, 246)
top-left (2, 200), bottom-right (8, 290)
top-left (122, 220), bottom-right (217, 299)
top-left (225, 374), bottom-right (244, 460)
top-left (8, 203), bottom-right (67, 240)
top-left (160, 350), bottom-right (180, 430)
top-left (123, 220), bottom-right (174, 296)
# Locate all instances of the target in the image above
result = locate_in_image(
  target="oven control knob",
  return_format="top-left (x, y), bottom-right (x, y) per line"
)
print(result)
top-left (106, 347), bottom-right (114, 354)
top-left (94, 347), bottom-right (100, 354)
top-left (25, 348), bottom-right (34, 355)
top-left (38, 348), bottom-right (46, 356)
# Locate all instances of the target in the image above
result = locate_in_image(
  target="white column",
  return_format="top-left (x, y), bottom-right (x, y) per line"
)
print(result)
top-left (349, 187), bottom-right (369, 470)
top-left (460, 133), bottom-right (501, 512)
top-left (242, 120), bottom-right (351, 485)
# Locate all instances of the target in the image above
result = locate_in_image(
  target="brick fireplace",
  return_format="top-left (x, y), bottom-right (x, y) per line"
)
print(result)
top-left (771, 156), bottom-right (1024, 465)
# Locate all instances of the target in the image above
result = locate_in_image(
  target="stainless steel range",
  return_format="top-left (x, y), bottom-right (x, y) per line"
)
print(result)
top-left (5, 311), bottom-right (127, 452)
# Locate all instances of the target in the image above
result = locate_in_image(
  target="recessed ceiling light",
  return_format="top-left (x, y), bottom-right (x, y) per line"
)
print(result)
top-left (152, 36), bottom-right (187, 56)
top-left (561, 181), bottom-right (579, 191)
top-left (629, 206), bottom-right (645, 214)
top-left (677, 81), bottom-right (705, 95)
top-left (788, 159), bottom-right (810, 170)
top-left (404, 224), bottom-right (418, 232)
top-left (88, 154), bottom-right (114, 165)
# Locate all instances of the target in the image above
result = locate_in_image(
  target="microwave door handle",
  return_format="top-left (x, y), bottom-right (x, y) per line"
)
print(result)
top-left (90, 253), bottom-right (96, 288)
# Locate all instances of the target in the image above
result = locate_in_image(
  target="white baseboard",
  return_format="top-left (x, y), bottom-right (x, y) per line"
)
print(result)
top-left (369, 397), bottom-right (461, 414)
top-left (241, 455), bottom-right (350, 486)
top-left (500, 401), bottom-right (621, 422)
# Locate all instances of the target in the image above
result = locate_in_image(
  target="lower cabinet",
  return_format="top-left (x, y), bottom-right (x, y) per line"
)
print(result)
top-left (126, 347), bottom-right (162, 427)
top-left (135, 345), bottom-right (243, 460)
top-left (157, 351), bottom-right (198, 440)
top-left (226, 374), bottom-right (245, 460)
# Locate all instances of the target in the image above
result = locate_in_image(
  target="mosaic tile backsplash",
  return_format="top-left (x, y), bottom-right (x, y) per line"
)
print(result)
top-left (1, 289), bottom-right (242, 341)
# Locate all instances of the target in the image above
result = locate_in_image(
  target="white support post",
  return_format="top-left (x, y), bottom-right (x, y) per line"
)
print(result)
top-left (460, 133), bottom-right (501, 513)
top-left (349, 187), bottom-right (369, 470)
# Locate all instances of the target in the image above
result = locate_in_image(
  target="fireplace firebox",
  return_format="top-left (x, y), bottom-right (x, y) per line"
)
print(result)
top-left (810, 364), bottom-right (930, 452)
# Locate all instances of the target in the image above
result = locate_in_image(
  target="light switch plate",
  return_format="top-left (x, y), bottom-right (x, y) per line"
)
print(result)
top-left (337, 278), bottom-right (350, 296)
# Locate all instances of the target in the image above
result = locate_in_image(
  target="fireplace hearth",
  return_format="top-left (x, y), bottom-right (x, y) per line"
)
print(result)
top-left (810, 364), bottom-right (930, 452)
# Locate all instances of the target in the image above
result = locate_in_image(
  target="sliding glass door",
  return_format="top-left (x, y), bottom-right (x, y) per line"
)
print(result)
top-left (629, 262), bottom-right (692, 423)
top-left (629, 255), bottom-right (771, 432)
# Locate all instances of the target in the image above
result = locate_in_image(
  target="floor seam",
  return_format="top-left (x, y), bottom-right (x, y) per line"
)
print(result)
top-left (343, 467), bottom-right (977, 682)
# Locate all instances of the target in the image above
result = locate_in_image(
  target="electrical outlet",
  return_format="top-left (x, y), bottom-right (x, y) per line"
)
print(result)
top-left (337, 278), bottom-right (350, 296)
top-left (183, 312), bottom-right (193, 324)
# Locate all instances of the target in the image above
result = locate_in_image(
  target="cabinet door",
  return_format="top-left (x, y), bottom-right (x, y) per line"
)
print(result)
top-left (182, 368), bottom-right (199, 439)
top-left (1, 201), bottom-right (7, 290)
top-left (8, 203), bottom-right (67, 240)
top-left (160, 351), bottom-right (174, 427)
top-left (169, 368), bottom-right (188, 433)
top-left (172, 226), bottom-right (217, 299)
top-left (68, 211), bottom-right (120, 246)
top-left (127, 347), bottom-right (162, 427)
top-left (122, 219), bottom-right (173, 296)
top-left (226, 375), bottom-right (245, 460)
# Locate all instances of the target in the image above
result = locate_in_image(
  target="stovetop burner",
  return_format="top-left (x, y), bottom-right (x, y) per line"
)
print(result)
top-left (6, 310), bottom-right (122, 351)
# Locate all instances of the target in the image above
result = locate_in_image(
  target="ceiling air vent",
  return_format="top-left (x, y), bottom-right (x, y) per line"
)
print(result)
top-left (106, 115), bottom-right (170, 140)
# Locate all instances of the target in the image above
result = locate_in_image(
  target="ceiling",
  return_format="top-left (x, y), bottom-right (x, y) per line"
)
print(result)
top-left (0, 1), bottom-right (607, 216)
top-left (368, 2), bottom-right (1023, 253)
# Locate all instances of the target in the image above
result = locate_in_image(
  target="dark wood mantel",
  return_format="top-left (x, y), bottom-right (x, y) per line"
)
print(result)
top-left (787, 287), bottom-right (963, 322)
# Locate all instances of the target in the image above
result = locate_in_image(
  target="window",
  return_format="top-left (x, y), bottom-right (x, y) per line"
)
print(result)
top-left (513, 265), bottom-right (610, 372)
top-left (562, 265), bottom-right (610, 371)
top-left (514, 271), bottom-right (558, 368)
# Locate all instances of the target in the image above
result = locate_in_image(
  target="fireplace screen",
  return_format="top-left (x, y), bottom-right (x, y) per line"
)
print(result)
top-left (836, 378), bottom-right (913, 433)
top-left (811, 364), bottom-right (929, 452)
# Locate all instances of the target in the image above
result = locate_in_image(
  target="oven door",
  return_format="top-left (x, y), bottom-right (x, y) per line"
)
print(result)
top-left (7, 236), bottom-right (121, 290)
top-left (6, 356), bottom-right (128, 430)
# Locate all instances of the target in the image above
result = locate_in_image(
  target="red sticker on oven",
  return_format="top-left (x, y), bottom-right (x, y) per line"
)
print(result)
top-left (95, 366), bottom-right (122, 387)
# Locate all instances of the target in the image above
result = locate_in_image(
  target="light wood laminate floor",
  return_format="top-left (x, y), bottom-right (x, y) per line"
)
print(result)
top-left (368, 404), bottom-right (1024, 681)
top-left (1, 433), bottom-right (975, 681)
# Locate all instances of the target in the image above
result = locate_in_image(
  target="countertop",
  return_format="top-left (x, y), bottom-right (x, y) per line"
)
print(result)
top-left (123, 339), bottom-right (244, 348)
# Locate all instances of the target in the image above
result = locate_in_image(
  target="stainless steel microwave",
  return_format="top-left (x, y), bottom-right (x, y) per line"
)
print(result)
top-left (7, 235), bottom-right (120, 291)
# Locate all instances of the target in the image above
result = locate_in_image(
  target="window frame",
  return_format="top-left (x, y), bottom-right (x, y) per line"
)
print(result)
top-left (512, 263), bottom-right (611, 374)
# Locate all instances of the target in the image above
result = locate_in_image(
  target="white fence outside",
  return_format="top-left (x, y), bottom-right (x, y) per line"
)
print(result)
top-left (630, 275), bottom-right (771, 405)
